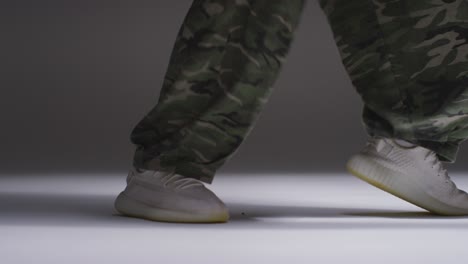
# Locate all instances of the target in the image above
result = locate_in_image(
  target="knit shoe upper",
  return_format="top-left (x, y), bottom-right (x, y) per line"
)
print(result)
top-left (347, 136), bottom-right (468, 215)
top-left (114, 167), bottom-right (229, 223)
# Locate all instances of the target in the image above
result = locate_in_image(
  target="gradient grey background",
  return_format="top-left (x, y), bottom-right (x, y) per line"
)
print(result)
top-left (1, 0), bottom-right (467, 175)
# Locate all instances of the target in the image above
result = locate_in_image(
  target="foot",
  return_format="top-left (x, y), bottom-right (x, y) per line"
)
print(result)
top-left (114, 167), bottom-right (229, 223)
top-left (346, 136), bottom-right (468, 216)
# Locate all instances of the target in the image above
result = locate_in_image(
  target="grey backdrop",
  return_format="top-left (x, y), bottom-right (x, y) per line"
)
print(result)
top-left (1, 0), bottom-right (466, 175)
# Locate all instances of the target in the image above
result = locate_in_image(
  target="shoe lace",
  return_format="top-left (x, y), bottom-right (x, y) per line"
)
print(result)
top-left (157, 170), bottom-right (204, 190)
top-left (424, 151), bottom-right (449, 182)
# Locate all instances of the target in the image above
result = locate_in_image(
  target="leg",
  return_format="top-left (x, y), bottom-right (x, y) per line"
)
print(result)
top-left (115, 0), bottom-right (305, 223)
top-left (319, 0), bottom-right (468, 215)
top-left (319, 0), bottom-right (468, 163)
top-left (131, 0), bottom-right (306, 183)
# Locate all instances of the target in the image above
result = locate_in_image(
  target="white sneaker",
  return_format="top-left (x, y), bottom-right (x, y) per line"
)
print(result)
top-left (346, 136), bottom-right (468, 215)
top-left (114, 168), bottom-right (229, 223)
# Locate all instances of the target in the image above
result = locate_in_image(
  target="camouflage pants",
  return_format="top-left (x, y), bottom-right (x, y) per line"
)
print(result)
top-left (131, 0), bottom-right (468, 183)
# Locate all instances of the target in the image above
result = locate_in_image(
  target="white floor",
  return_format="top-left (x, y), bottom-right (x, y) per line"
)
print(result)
top-left (1, 172), bottom-right (468, 264)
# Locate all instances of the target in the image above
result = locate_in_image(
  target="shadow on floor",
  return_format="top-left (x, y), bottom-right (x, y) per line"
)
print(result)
top-left (0, 192), bottom-right (466, 229)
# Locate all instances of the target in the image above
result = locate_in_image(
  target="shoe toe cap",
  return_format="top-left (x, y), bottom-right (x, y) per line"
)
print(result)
top-left (183, 187), bottom-right (229, 216)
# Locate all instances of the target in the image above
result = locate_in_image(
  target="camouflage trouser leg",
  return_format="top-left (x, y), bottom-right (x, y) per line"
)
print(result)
top-left (319, 0), bottom-right (468, 163)
top-left (130, 0), bottom-right (306, 183)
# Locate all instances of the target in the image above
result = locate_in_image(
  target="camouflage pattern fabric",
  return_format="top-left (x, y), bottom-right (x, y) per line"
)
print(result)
top-left (131, 0), bottom-right (305, 183)
top-left (319, 0), bottom-right (468, 163)
top-left (131, 0), bottom-right (468, 183)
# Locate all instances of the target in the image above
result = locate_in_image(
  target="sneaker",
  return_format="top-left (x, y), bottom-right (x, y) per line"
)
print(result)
top-left (346, 136), bottom-right (468, 216)
top-left (114, 167), bottom-right (229, 223)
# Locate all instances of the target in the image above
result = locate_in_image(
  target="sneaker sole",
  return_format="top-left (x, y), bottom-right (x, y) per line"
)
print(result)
top-left (346, 153), bottom-right (468, 216)
top-left (114, 192), bottom-right (229, 223)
